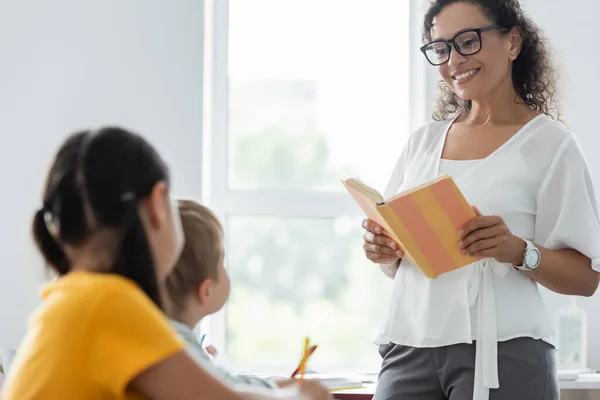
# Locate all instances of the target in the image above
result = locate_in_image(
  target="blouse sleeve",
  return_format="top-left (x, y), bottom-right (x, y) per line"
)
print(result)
top-left (89, 279), bottom-right (185, 396)
top-left (534, 136), bottom-right (600, 270)
top-left (383, 141), bottom-right (411, 199)
top-left (379, 141), bottom-right (411, 279)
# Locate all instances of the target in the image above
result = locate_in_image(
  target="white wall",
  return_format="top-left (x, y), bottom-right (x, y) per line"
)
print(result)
top-left (0, 0), bottom-right (204, 349)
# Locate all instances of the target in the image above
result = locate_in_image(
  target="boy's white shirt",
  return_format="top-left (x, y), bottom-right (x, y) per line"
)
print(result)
top-left (170, 320), bottom-right (278, 389)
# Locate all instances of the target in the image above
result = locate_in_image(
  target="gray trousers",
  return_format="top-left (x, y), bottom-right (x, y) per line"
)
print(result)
top-left (374, 337), bottom-right (559, 400)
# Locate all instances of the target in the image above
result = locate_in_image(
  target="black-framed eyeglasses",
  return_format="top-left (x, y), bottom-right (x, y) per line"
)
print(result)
top-left (420, 24), bottom-right (508, 66)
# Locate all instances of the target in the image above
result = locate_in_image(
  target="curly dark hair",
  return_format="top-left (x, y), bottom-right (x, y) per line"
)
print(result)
top-left (423, 0), bottom-right (560, 121)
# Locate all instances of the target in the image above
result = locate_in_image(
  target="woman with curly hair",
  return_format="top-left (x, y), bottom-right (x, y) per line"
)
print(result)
top-left (361, 1), bottom-right (600, 399)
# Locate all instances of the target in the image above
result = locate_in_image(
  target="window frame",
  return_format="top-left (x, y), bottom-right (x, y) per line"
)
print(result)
top-left (201, 0), bottom-right (432, 371)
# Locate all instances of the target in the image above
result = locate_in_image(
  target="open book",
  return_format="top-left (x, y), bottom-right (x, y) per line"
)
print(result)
top-left (316, 377), bottom-right (365, 392)
top-left (342, 174), bottom-right (479, 278)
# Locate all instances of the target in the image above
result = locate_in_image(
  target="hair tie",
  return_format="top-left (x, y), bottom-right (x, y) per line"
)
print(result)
top-left (40, 199), bottom-right (52, 212)
top-left (40, 205), bottom-right (55, 234)
top-left (121, 192), bottom-right (135, 202)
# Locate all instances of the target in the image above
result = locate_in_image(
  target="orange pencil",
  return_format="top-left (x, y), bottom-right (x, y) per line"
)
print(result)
top-left (290, 338), bottom-right (317, 379)
top-left (299, 338), bottom-right (309, 381)
top-left (289, 345), bottom-right (318, 378)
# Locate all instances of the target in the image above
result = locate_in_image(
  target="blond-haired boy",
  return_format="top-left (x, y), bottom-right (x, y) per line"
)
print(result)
top-left (165, 200), bottom-right (278, 389)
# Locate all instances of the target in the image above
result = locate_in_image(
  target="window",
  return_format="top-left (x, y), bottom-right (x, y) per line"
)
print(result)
top-left (226, 216), bottom-right (378, 368)
top-left (205, 0), bottom-right (412, 371)
top-left (202, 0), bottom-right (598, 374)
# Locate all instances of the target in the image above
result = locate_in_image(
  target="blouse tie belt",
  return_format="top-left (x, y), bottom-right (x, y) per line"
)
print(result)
top-left (467, 258), bottom-right (511, 400)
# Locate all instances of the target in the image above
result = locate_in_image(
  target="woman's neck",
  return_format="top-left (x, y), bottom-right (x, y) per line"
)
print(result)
top-left (464, 79), bottom-right (537, 126)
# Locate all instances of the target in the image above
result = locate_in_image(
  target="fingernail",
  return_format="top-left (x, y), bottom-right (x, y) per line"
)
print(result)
top-left (389, 241), bottom-right (397, 249)
top-left (461, 249), bottom-right (466, 255)
top-left (457, 230), bottom-right (463, 236)
top-left (457, 241), bottom-right (463, 248)
top-left (396, 250), bottom-right (403, 257)
top-left (374, 227), bottom-right (381, 234)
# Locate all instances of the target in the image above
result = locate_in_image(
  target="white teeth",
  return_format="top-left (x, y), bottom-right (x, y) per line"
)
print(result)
top-left (454, 69), bottom-right (478, 80)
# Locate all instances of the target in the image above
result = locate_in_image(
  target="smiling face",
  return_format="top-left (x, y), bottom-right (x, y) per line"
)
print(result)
top-left (430, 2), bottom-right (520, 102)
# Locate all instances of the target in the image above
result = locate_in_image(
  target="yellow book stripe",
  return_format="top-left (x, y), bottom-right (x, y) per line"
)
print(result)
top-left (377, 205), bottom-right (436, 278)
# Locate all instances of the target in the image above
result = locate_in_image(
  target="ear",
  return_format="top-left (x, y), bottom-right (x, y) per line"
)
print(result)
top-left (195, 279), bottom-right (213, 305)
top-left (142, 180), bottom-right (169, 231)
top-left (507, 26), bottom-right (523, 61)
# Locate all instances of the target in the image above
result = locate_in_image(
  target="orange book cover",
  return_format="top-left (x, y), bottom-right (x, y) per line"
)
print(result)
top-left (342, 174), bottom-right (479, 278)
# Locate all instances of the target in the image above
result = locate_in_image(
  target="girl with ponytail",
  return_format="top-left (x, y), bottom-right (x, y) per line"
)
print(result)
top-left (1, 128), bottom-right (330, 400)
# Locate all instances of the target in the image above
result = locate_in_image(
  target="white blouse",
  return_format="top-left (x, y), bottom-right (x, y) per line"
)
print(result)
top-left (375, 115), bottom-right (600, 400)
top-left (438, 158), bottom-right (482, 179)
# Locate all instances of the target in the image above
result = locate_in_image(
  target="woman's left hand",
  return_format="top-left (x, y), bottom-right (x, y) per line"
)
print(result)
top-left (458, 206), bottom-right (526, 265)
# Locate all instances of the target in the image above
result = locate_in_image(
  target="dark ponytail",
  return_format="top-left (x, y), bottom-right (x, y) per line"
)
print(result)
top-left (109, 199), bottom-right (163, 308)
top-left (33, 132), bottom-right (90, 276)
top-left (33, 128), bottom-right (171, 309)
top-left (32, 207), bottom-right (69, 276)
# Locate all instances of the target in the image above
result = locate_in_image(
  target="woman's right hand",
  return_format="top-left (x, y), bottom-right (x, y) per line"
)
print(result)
top-left (362, 219), bottom-right (403, 264)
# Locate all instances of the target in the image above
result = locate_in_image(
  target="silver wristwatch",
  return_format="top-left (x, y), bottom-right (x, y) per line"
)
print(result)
top-left (513, 239), bottom-right (541, 271)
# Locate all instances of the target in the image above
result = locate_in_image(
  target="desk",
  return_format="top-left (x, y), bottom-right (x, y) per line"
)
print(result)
top-left (559, 374), bottom-right (600, 400)
top-left (332, 375), bottom-right (600, 400)
top-left (332, 384), bottom-right (374, 400)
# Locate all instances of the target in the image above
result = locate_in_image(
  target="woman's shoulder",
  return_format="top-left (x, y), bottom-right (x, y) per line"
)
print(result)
top-left (520, 115), bottom-right (591, 174)
top-left (525, 114), bottom-right (588, 162)
top-left (532, 114), bottom-right (577, 145)
top-left (413, 118), bottom-right (453, 137)
top-left (405, 118), bottom-right (454, 151)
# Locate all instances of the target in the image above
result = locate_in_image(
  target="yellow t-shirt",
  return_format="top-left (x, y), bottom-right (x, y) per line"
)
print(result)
top-left (1, 271), bottom-right (184, 400)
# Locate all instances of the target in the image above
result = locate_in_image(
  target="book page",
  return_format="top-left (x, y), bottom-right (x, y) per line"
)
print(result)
top-left (341, 178), bottom-right (396, 239)
top-left (341, 178), bottom-right (384, 203)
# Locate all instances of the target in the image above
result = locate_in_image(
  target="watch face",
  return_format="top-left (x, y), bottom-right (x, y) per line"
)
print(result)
top-left (526, 248), bottom-right (540, 267)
